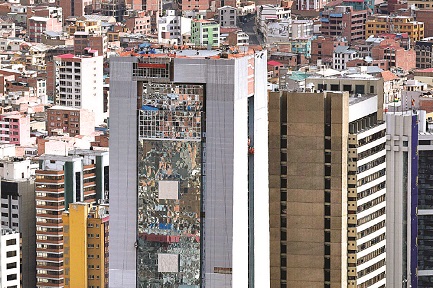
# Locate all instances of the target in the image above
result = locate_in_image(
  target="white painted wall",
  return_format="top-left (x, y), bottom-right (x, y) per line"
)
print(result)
top-left (0, 230), bottom-right (20, 288)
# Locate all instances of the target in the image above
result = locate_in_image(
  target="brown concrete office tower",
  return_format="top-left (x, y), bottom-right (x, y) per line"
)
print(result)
top-left (269, 91), bottom-right (386, 288)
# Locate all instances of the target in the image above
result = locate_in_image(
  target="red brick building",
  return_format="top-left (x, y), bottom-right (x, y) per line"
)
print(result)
top-left (269, 51), bottom-right (299, 68)
top-left (179, 0), bottom-right (209, 11)
top-left (371, 39), bottom-right (416, 71)
top-left (59, 0), bottom-right (93, 19)
top-left (267, 60), bottom-right (284, 77)
top-left (28, 16), bottom-right (62, 43)
top-left (320, 6), bottom-right (367, 43)
top-left (310, 36), bottom-right (347, 66)
top-left (415, 10), bottom-right (433, 38)
top-left (46, 106), bottom-right (95, 137)
top-left (125, 16), bottom-right (151, 35)
top-left (74, 34), bottom-right (107, 57)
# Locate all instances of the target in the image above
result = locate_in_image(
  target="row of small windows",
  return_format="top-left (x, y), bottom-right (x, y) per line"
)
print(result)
top-left (358, 220), bottom-right (385, 238)
top-left (357, 143), bottom-right (386, 161)
top-left (357, 272), bottom-right (386, 288)
top-left (357, 181), bottom-right (386, 200)
top-left (358, 233), bottom-right (385, 252)
top-left (357, 168), bottom-right (386, 187)
top-left (357, 246), bottom-right (385, 266)
top-left (358, 207), bottom-right (385, 227)
top-left (357, 156), bottom-right (386, 174)
top-left (358, 130), bottom-right (386, 147)
top-left (357, 259), bottom-right (386, 279)
top-left (357, 194), bottom-right (385, 214)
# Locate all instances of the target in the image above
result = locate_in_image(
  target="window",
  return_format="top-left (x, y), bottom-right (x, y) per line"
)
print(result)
top-left (6, 239), bottom-right (16, 246)
top-left (355, 85), bottom-right (365, 94)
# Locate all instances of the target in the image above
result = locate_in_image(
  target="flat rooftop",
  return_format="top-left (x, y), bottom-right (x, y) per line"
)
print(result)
top-left (349, 93), bottom-right (377, 105)
top-left (121, 45), bottom-right (262, 59)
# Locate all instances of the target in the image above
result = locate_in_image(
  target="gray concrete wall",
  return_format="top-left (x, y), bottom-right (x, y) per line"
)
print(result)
top-left (109, 57), bottom-right (138, 288)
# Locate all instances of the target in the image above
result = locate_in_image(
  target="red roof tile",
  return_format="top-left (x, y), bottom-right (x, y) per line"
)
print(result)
top-left (267, 60), bottom-right (283, 66)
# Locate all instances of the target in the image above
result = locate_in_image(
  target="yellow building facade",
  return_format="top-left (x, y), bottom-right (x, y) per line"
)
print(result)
top-left (366, 15), bottom-right (424, 42)
top-left (63, 202), bottom-right (109, 288)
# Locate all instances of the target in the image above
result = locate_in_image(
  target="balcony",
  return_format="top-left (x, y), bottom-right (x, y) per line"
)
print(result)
top-left (36, 280), bottom-right (64, 287)
top-left (36, 262), bottom-right (63, 275)
top-left (36, 170), bottom-right (64, 176)
top-left (36, 256), bottom-right (64, 263)
top-left (36, 196), bottom-right (65, 202)
top-left (36, 230), bottom-right (63, 236)
top-left (37, 206), bottom-right (65, 212)
top-left (36, 213), bottom-right (62, 219)
top-left (36, 221), bottom-right (61, 228)
top-left (36, 239), bottom-right (63, 245)
top-left (36, 187), bottom-right (64, 192)
top-left (36, 178), bottom-right (65, 184)
top-left (84, 182), bottom-right (96, 188)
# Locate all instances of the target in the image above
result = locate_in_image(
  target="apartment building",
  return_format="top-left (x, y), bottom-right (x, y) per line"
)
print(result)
top-left (157, 10), bottom-right (192, 45)
top-left (415, 37), bottom-right (433, 69)
top-left (63, 202), bottom-right (109, 288)
top-left (292, 19), bottom-right (314, 39)
top-left (218, 6), bottom-right (237, 27)
top-left (226, 30), bottom-right (250, 46)
top-left (406, 0), bottom-right (433, 9)
top-left (36, 156), bottom-right (91, 288)
top-left (320, 6), bottom-right (367, 43)
top-left (58, 0), bottom-right (92, 19)
top-left (371, 38), bottom-right (416, 71)
top-left (27, 5), bottom-right (62, 20)
top-left (125, 15), bottom-right (151, 35)
top-left (178, 0), bottom-right (209, 11)
top-left (46, 106), bottom-right (95, 137)
top-left (191, 18), bottom-right (220, 47)
top-left (294, 0), bottom-right (326, 10)
top-left (36, 150), bottom-right (108, 288)
top-left (310, 36), bottom-right (348, 66)
top-left (143, 0), bottom-right (159, 11)
top-left (74, 34), bottom-right (107, 58)
top-left (66, 18), bottom-right (108, 57)
top-left (100, 0), bottom-right (125, 22)
top-left (262, 19), bottom-right (292, 43)
top-left (109, 48), bottom-right (269, 287)
top-left (54, 50), bottom-right (104, 125)
top-left (28, 16), bottom-right (62, 43)
top-left (67, 18), bottom-right (102, 35)
top-left (333, 46), bottom-right (360, 70)
top-left (269, 90), bottom-right (386, 288)
top-left (0, 156), bottom-right (36, 288)
top-left (256, 4), bottom-right (292, 34)
top-left (414, 10), bottom-right (433, 38)
top-left (0, 21), bottom-right (15, 38)
top-left (366, 15), bottom-right (424, 43)
top-left (0, 112), bottom-right (31, 146)
top-left (0, 229), bottom-right (20, 288)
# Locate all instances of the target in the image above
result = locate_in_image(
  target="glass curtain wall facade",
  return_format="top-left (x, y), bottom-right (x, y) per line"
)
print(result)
top-left (136, 82), bottom-right (204, 287)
